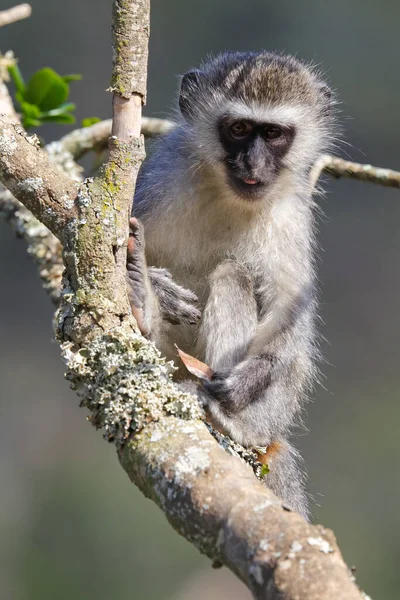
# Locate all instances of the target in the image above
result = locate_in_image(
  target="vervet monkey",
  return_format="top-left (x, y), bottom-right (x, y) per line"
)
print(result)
top-left (127, 51), bottom-right (335, 519)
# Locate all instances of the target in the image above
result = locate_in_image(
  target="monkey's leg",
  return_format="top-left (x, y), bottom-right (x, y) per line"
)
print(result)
top-left (196, 259), bottom-right (259, 371)
top-left (196, 259), bottom-right (272, 436)
top-left (195, 260), bottom-right (310, 518)
top-left (197, 259), bottom-right (275, 420)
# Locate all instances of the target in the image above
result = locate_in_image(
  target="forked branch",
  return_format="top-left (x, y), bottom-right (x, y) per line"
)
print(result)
top-left (0, 2), bottom-right (369, 599)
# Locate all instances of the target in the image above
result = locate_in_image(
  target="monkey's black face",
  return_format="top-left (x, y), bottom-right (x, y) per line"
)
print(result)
top-left (218, 117), bottom-right (295, 200)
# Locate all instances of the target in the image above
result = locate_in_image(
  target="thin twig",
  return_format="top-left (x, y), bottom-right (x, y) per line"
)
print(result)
top-left (311, 153), bottom-right (400, 189)
top-left (56, 117), bottom-right (174, 161)
top-left (0, 3), bottom-right (31, 27)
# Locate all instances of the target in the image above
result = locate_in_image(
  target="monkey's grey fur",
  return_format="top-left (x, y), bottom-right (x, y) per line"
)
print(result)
top-left (128, 51), bottom-right (336, 520)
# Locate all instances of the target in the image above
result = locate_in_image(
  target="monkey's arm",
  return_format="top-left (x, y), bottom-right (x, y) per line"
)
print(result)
top-left (127, 218), bottom-right (201, 338)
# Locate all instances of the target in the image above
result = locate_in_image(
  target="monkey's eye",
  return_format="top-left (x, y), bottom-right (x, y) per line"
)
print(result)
top-left (264, 125), bottom-right (283, 140)
top-left (228, 120), bottom-right (253, 139)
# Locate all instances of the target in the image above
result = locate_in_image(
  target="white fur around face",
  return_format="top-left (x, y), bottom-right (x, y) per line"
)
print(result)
top-left (187, 97), bottom-right (330, 184)
top-left (222, 100), bottom-right (308, 126)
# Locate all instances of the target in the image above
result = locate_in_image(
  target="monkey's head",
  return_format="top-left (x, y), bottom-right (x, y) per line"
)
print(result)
top-left (178, 52), bottom-right (335, 202)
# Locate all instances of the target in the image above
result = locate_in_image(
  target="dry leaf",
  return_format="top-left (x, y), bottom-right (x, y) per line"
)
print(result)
top-left (255, 450), bottom-right (269, 465)
top-left (175, 345), bottom-right (214, 382)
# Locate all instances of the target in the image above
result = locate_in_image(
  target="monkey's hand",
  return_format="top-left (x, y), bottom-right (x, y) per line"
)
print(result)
top-left (127, 218), bottom-right (201, 331)
top-left (148, 267), bottom-right (201, 326)
top-left (203, 355), bottom-right (274, 414)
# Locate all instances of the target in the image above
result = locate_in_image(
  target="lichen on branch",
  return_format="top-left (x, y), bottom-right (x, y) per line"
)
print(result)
top-left (0, 118), bottom-right (78, 240)
top-left (61, 328), bottom-right (202, 446)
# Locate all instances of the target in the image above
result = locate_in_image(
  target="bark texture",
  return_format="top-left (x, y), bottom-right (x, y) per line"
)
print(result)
top-left (0, 118), bottom-right (78, 241)
top-left (120, 417), bottom-right (365, 600)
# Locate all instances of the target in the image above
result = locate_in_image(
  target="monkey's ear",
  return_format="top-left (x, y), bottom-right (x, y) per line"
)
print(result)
top-left (319, 84), bottom-right (332, 101)
top-left (179, 69), bottom-right (204, 121)
top-left (319, 83), bottom-right (333, 114)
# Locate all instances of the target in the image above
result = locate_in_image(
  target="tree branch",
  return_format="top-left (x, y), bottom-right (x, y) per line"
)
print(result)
top-left (55, 117), bottom-right (174, 161)
top-left (0, 118), bottom-right (78, 241)
top-left (0, 79), bottom-right (19, 120)
top-left (120, 418), bottom-right (364, 600)
top-left (0, 3), bottom-right (31, 27)
top-left (0, 56), bottom-right (65, 301)
top-left (110, 0), bottom-right (149, 141)
top-left (310, 153), bottom-right (400, 189)
top-left (0, 1), bottom-right (369, 598)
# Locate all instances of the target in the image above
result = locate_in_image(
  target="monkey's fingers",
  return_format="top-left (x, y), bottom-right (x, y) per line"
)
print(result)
top-left (128, 216), bottom-right (145, 250)
top-left (126, 269), bottom-right (150, 337)
top-left (162, 296), bottom-right (201, 325)
top-left (147, 266), bottom-right (172, 280)
top-left (130, 304), bottom-right (150, 338)
top-left (127, 218), bottom-right (151, 337)
top-left (148, 268), bottom-right (201, 325)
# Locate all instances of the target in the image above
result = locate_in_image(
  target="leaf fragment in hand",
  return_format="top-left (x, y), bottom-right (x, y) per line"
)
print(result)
top-left (175, 345), bottom-right (214, 382)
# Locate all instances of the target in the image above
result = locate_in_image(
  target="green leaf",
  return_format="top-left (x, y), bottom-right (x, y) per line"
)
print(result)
top-left (19, 100), bottom-right (41, 119)
top-left (44, 103), bottom-right (76, 117)
top-left (22, 116), bottom-right (43, 128)
top-left (24, 68), bottom-right (69, 111)
top-left (62, 74), bottom-right (82, 83)
top-left (8, 64), bottom-right (25, 95)
top-left (40, 113), bottom-right (76, 124)
top-left (81, 116), bottom-right (102, 127)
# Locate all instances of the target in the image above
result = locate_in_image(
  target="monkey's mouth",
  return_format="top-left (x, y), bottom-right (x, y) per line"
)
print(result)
top-left (228, 174), bottom-right (267, 199)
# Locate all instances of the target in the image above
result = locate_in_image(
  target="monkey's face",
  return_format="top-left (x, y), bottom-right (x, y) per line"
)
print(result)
top-left (218, 116), bottom-right (295, 200)
top-left (178, 52), bottom-right (335, 202)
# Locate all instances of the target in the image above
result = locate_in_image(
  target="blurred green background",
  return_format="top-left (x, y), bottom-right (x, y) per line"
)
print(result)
top-left (1, 0), bottom-right (400, 598)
